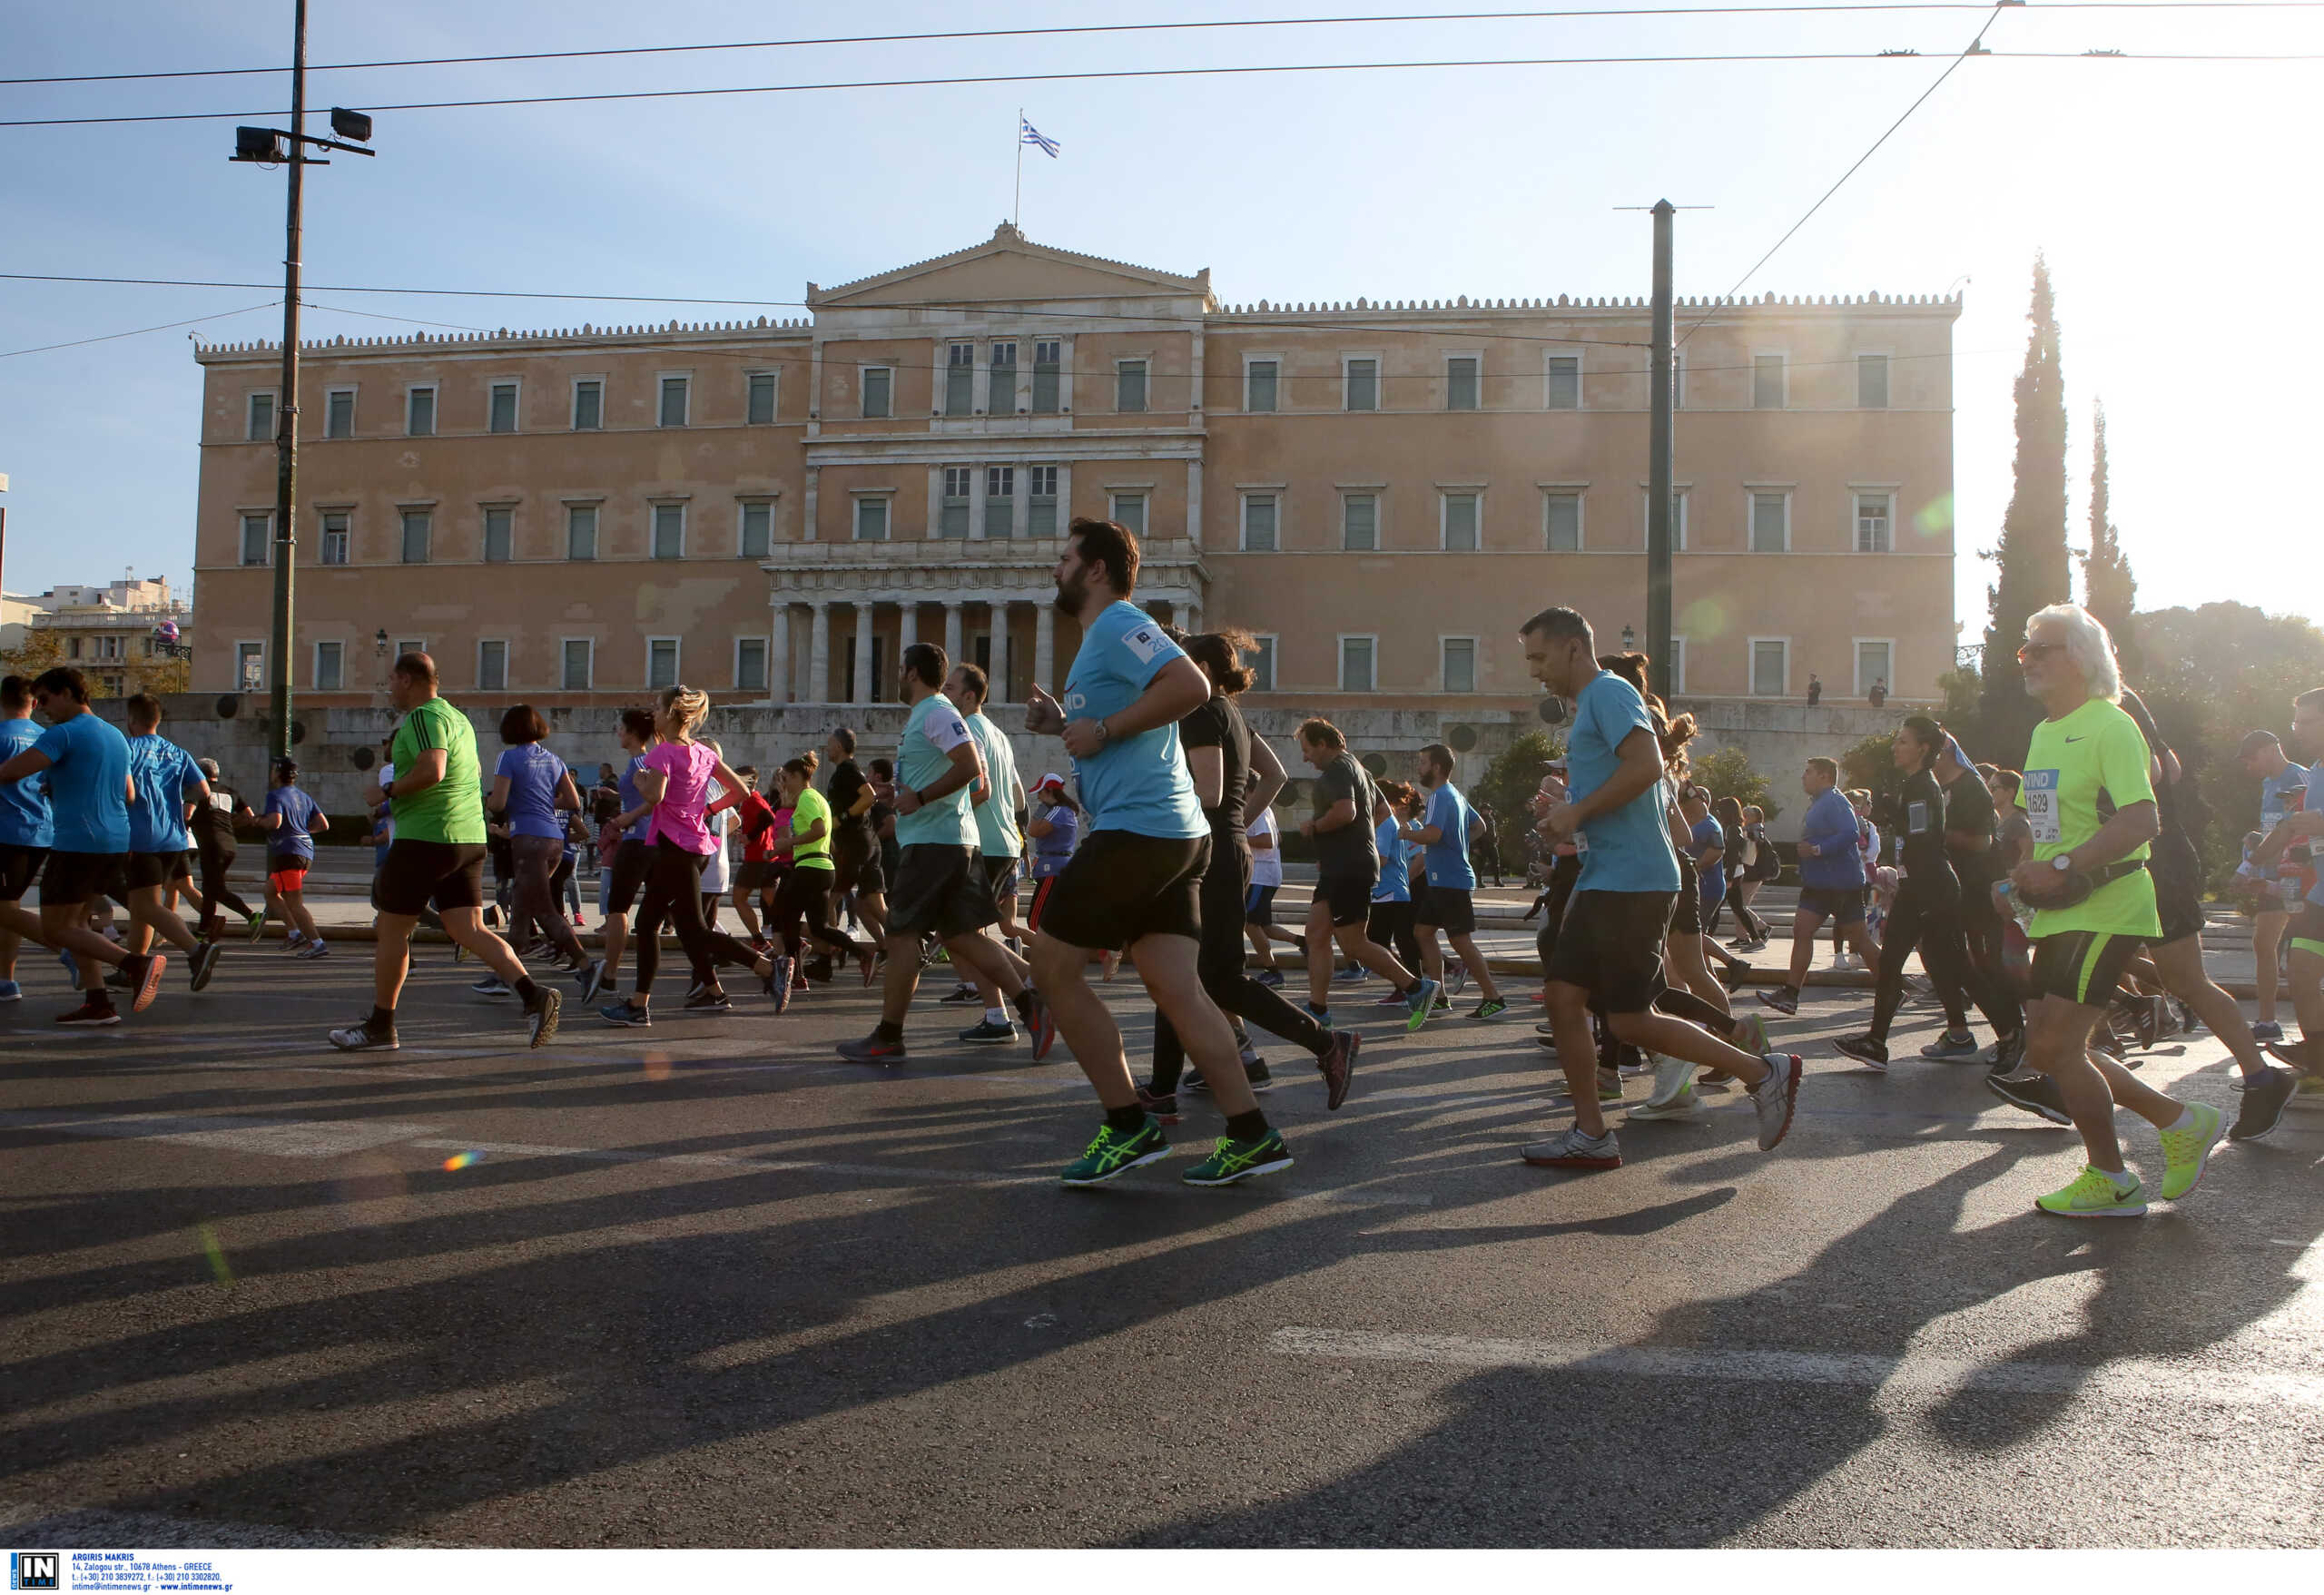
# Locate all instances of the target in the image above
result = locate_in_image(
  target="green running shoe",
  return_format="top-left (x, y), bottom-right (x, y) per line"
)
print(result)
top-left (1468, 996), bottom-right (1509, 1021)
top-left (2034, 1165), bottom-right (2148, 1218)
top-left (1181, 1128), bottom-right (1294, 1186)
top-left (2157, 1100), bottom-right (2223, 1200)
top-left (1059, 1117), bottom-right (1169, 1187)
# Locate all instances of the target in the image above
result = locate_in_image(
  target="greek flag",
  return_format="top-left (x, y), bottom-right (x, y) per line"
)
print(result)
top-left (1019, 117), bottom-right (1060, 158)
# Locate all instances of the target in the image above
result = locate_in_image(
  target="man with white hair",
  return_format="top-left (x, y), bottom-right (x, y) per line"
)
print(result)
top-left (1984, 603), bottom-right (2222, 1216)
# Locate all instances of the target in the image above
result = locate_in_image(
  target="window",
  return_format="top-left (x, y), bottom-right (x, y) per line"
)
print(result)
top-left (1242, 493), bottom-right (1279, 553)
top-left (1669, 637), bottom-right (1688, 694)
top-left (235, 641), bottom-right (264, 691)
top-left (1110, 492), bottom-right (1147, 537)
top-left (939, 468), bottom-right (971, 539)
top-left (739, 501), bottom-right (773, 558)
top-left (1344, 357), bottom-right (1378, 412)
top-left (561, 638), bottom-right (594, 691)
top-left (488, 381), bottom-right (518, 434)
top-left (246, 391), bottom-right (274, 441)
top-left (313, 641), bottom-right (344, 692)
top-left (647, 637), bottom-right (680, 691)
top-left (746, 371), bottom-right (777, 425)
top-left (861, 366), bottom-right (892, 418)
top-left (566, 504), bottom-right (598, 561)
top-left (1443, 491), bottom-right (1480, 552)
top-left (1339, 635), bottom-right (1376, 693)
top-left (239, 512), bottom-right (271, 566)
top-left (1545, 491), bottom-right (1582, 552)
top-left (1751, 639), bottom-right (1789, 697)
top-left (1856, 492), bottom-right (1894, 553)
top-left (986, 466), bottom-right (1015, 539)
top-left (1032, 340), bottom-right (1060, 413)
top-left (1752, 354), bottom-right (1786, 409)
top-left (651, 503), bottom-right (684, 560)
top-left (65, 636), bottom-right (79, 659)
top-left (324, 388), bottom-right (355, 438)
top-left (1857, 353), bottom-right (1890, 410)
top-left (478, 639), bottom-right (507, 692)
top-left (1246, 359), bottom-right (1279, 413)
top-left (1442, 637), bottom-right (1477, 694)
top-left (1750, 491), bottom-right (1789, 553)
top-left (1641, 487), bottom-right (1690, 550)
top-left (1116, 359), bottom-right (1148, 414)
top-left (735, 637), bottom-right (769, 693)
top-left (989, 342), bottom-right (1017, 411)
top-left (944, 342), bottom-right (975, 416)
top-left (572, 379), bottom-right (602, 431)
top-left (1250, 635), bottom-right (1276, 693)
top-left (396, 637), bottom-right (424, 662)
top-left (1671, 353), bottom-right (1685, 410)
top-left (1855, 639), bottom-right (1894, 698)
top-left (854, 496), bottom-right (891, 542)
top-left (1546, 356), bottom-right (1581, 410)
top-left (483, 506), bottom-right (514, 563)
top-left (400, 509), bottom-right (432, 563)
top-left (406, 386), bottom-right (437, 437)
top-left (1341, 493), bottom-right (1376, 552)
top-left (320, 510), bottom-right (350, 566)
top-left (1028, 466), bottom-right (1059, 538)
top-left (1446, 356), bottom-right (1479, 412)
top-left (658, 375), bottom-right (689, 428)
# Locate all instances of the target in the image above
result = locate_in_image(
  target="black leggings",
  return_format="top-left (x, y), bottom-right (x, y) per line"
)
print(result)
top-left (1151, 835), bottom-right (1332, 1094)
top-left (635, 839), bottom-right (763, 997)
top-left (1950, 863), bottom-right (2024, 1035)
top-left (194, 841), bottom-right (254, 933)
top-left (1867, 881), bottom-right (2015, 1043)
top-left (771, 867), bottom-right (872, 961)
top-left (511, 834), bottom-right (585, 965)
top-left (1366, 899), bottom-right (1423, 976)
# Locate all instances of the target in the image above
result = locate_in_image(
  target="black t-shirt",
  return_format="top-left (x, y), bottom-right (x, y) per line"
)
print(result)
top-left (1177, 694), bottom-right (1251, 837)
top-left (828, 759), bottom-right (874, 836)
top-left (1897, 767), bottom-right (1956, 891)
top-left (1940, 766), bottom-right (1997, 879)
top-left (2116, 689), bottom-right (2188, 840)
top-left (1312, 752), bottom-right (1378, 878)
top-left (189, 789), bottom-right (237, 851)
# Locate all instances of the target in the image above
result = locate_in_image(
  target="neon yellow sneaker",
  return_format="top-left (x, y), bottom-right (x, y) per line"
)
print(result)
top-left (2157, 1100), bottom-right (2224, 1200)
top-left (2035, 1165), bottom-right (2147, 1218)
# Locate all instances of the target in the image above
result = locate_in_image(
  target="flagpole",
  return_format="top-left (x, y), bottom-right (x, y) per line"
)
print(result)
top-left (1013, 107), bottom-right (1024, 228)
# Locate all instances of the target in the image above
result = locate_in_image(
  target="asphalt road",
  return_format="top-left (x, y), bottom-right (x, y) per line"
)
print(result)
top-left (4, 943), bottom-right (2321, 1549)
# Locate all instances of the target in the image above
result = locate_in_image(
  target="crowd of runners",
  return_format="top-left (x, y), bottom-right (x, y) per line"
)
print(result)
top-left (1, 519), bottom-right (2318, 1212)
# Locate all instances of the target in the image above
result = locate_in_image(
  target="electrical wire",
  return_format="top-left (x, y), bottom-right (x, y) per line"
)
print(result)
top-left (0, 300), bottom-right (281, 359)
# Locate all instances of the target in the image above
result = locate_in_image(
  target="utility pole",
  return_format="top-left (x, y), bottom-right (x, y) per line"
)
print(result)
top-left (1647, 199), bottom-right (1676, 705)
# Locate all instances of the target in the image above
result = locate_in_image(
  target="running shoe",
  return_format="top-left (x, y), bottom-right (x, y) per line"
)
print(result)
top-left (1737, 1011), bottom-right (1772, 1060)
top-left (282, 935), bottom-right (307, 956)
top-left (1182, 1128), bottom-right (1294, 1186)
top-left (959, 1018), bottom-right (1016, 1044)
top-left (2263, 1039), bottom-right (2317, 1075)
top-left (2251, 1019), bottom-right (2285, 1044)
top-left (857, 945), bottom-right (879, 987)
top-left (1469, 997), bottom-right (1509, 1021)
top-left (2092, 1027), bottom-right (2131, 1066)
top-left (2034, 1165), bottom-right (2147, 1218)
top-left (1304, 1001), bottom-right (1334, 1032)
top-left (1988, 1030), bottom-right (2027, 1075)
top-left (1756, 986), bottom-right (1799, 1017)
top-left (103, 966), bottom-right (133, 990)
top-left (1640, 1051), bottom-right (1697, 1113)
top-left (1832, 1033), bottom-right (1889, 1072)
top-left (1715, 961), bottom-right (1748, 995)
top-left (684, 988), bottom-right (733, 1013)
top-left (189, 941), bottom-right (222, 993)
top-left (1534, 1021), bottom-right (1559, 1038)
top-left (523, 986), bottom-right (562, 1049)
top-left (244, 909), bottom-right (268, 942)
top-left (576, 960), bottom-right (609, 1005)
top-left (0, 979), bottom-right (19, 1003)
top-left (1317, 1029), bottom-right (1360, 1110)
top-left (763, 955), bottom-right (795, 1016)
top-left (1059, 1117), bottom-right (1170, 1186)
top-left (1751, 1053), bottom-right (1804, 1150)
top-left (2157, 1100), bottom-right (2224, 1200)
top-left (940, 984), bottom-right (980, 1005)
top-left (1445, 961), bottom-right (1469, 997)
top-left (2230, 1065), bottom-right (2299, 1142)
top-left (1187, 1058), bottom-right (1275, 1095)
top-left (327, 1021), bottom-right (399, 1052)
top-left (471, 975), bottom-right (512, 997)
top-left (1403, 978), bottom-right (1443, 1033)
top-left (295, 940), bottom-right (330, 961)
top-left (122, 954), bottom-right (165, 1013)
top-left (2173, 999), bottom-right (2201, 1037)
top-left (599, 999), bottom-right (652, 1027)
top-left (54, 997), bottom-right (122, 1027)
top-left (1019, 988), bottom-right (1057, 1060)
top-left (1627, 1084), bottom-right (1699, 1121)
top-left (1520, 1127), bottom-right (1621, 1170)
top-left (1372, 988), bottom-right (1409, 1007)
top-left (1136, 1084), bottom-right (1183, 1123)
top-left (1335, 963), bottom-right (1365, 984)
top-left (1985, 1069), bottom-right (2073, 1126)
top-left (1256, 969), bottom-right (1285, 989)
top-left (1695, 1068), bottom-right (1736, 1092)
top-left (1919, 1029), bottom-right (1980, 1061)
top-left (2127, 994), bottom-right (2165, 1051)
top-left (803, 955), bottom-right (833, 985)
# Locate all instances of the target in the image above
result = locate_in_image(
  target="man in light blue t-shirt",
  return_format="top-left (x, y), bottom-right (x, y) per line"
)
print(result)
top-left (0, 673), bottom-right (55, 1002)
top-left (2249, 685), bottom-right (2324, 1075)
top-left (1518, 606), bottom-right (1800, 1173)
top-left (1403, 742), bottom-right (1506, 1020)
top-left (942, 661), bottom-right (1035, 1044)
top-left (121, 694), bottom-right (221, 989)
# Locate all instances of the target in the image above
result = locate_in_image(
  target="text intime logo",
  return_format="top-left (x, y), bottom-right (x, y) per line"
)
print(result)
top-left (9, 1552), bottom-right (59, 1591)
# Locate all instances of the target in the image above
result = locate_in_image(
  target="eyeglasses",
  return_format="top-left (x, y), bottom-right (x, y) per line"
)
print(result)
top-left (2015, 642), bottom-right (2064, 664)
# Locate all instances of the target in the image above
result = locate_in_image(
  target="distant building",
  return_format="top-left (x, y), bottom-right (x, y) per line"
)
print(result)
top-left (14, 576), bottom-right (192, 697)
top-left (0, 591), bottom-right (49, 655)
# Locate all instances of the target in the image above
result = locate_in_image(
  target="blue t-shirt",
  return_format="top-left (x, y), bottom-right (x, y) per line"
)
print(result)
top-left (0, 716), bottom-right (53, 849)
top-left (496, 743), bottom-right (570, 841)
top-left (1061, 600), bottom-right (1206, 840)
top-left (1797, 786), bottom-right (1866, 891)
top-left (1030, 800), bottom-right (1078, 877)
top-left (1691, 816), bottom-right (1727, 907)
top-left (1372, 819), bottom-right (1413, 902)
top-left (126, 734), bottom-right (202, 853)
top-left (34, 711), bottom-right (132, 855)
top-left (264, 783), bottom-right (322, 863)
top-left (1566, 671), bottom-right (1681, 893)
top-left (619, 753), bottom-right (654, 842)
top-left (1422, 781), bottom-right (1479, 890)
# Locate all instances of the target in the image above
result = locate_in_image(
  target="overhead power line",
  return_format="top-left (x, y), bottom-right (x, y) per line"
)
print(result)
top-left (0, 300), bottom-right (281, 359)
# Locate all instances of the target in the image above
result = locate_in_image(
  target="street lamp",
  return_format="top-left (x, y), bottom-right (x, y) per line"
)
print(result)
top-left (374, 628), bottom-right (389, 658)
top-left (1620, 624), bottom-right (1637, 653)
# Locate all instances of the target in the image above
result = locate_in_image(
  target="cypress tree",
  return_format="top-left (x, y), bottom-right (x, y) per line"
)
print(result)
top-left (2080, 399), bottom-right (2140, 675)
top-left (1978, 256), bottom-right (2072, 762)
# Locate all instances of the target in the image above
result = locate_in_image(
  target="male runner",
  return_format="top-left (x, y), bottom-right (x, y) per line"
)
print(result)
top-left (2238, 728), bottom-right (2309, 1044)
top-left (1759, 758), bottom-right (1879, 1019)
top-left (188, 756), bottom-right (260, 942)
top-left (1405, 742), bottom-right (1507, 1019)
top-left (1515, 608), bottom-right (1801, 1170)
top-left (2243, 686), bottom-right (2324, 1082)
top-left (1919, 734), bottom-right (2024, 1062)
top-left (1296, 719), bottom-right (1439, 1031)
top-left (947, 662), bottom-right (1035, 1045)
top-left (121, 695), bottom-right (222, 990)
top-left (823, 728), bottom-right (888, 944)
top-left (0, 668), bottom-right (167, 1023)
top-left (261, 758), bottom-right (329, 958)
top-left (0, 674), bottom-right (53, 1003)
top-left (328, 652), bottom-right (558, 1051)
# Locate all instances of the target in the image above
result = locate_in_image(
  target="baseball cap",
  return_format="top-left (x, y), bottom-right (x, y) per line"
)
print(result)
top-left (1034, 771), bottom-right (1068, 793)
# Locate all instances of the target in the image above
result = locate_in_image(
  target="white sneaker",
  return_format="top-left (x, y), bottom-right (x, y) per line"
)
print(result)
top-left (1628, 1085), bottom-right (1699, 1121)
top-left (1641, 1050), bottom-right (1698, 1110)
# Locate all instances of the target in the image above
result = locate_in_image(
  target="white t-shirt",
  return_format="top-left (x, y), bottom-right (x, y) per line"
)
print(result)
top-left (699, 790), bottom-right (732, 894)
top-left (1247, 808), bottom-right (1284, 889)
top-left (376, 763), bottom-right (395, 844)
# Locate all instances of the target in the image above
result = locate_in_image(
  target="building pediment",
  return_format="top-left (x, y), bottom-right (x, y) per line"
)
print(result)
top-left (808, 223), bottom-right (1212, 311)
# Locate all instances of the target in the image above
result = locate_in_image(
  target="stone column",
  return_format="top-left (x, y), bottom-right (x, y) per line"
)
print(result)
top-left (943, 600), bottom-right (964, 669)
top-left (852, 602), bottom-right (875, 705)
top-left (1033, 602), bottom-right (1055, 696)
top-left (770, 602), bottom-right (792, 704)
top-left (986, 599), bottom-right (1009, 703)
top-left (898, 600), bottom-right (918, 661)
top-left (1185, 599), bottom-right (1203, 635)
top-left (807, 601), bottom-right (831, 704)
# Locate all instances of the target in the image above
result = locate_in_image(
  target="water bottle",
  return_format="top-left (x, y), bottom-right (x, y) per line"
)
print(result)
top-left (1996, 881), bottom-right (2035, 932)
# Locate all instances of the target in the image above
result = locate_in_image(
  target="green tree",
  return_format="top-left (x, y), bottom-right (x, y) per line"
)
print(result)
top-left (1476, 730), bottom-right (1562, 866)
top-left (0, 627), bottom-right (64, 684)
top-left (2080, 399), bottom-right (2139, 675)
top-left (1977, 256), bottom-right (2073, 767)
top-left (1840, 729), bottom-right (1902, 804)
top-left (1690, 744), bottom-right (1777, 821)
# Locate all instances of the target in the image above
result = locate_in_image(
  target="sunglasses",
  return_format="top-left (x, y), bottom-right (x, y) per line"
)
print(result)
top-left (2015, 642), bottom-right (2065, 664)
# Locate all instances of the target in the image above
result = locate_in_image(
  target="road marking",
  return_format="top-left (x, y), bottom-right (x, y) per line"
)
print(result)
top-left (0, 1110), bottom-right (440, 1159)
top-left (1268, 1327), bottom-right (2324, 1408)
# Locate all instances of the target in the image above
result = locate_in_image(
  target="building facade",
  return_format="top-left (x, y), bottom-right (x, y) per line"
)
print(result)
top-left (6, 576), bottom-right (192, 698)
top-left (189, 224), bottom-right (1958, 717)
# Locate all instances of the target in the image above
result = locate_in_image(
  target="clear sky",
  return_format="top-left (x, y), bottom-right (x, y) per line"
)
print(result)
top-left (5, 2), bottom-right (2318, 647)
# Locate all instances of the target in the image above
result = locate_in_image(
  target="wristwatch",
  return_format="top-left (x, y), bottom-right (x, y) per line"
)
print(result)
top-left (1093, 718), bottom-right (1112, 747)
top-left (2051, 853), bottom-right (2073, 874)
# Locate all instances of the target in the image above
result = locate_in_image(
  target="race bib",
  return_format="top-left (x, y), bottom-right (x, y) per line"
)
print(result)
top-left (1907, 800), bottom-right (1931, 835)
top-left (1571, 829), bottom-right (1590, 854)
top-left (2024, 769), bottom-right (2063, 846)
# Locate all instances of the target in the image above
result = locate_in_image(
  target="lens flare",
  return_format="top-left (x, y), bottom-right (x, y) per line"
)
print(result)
top-left (194, 1221), bottom-right (232, 1285)
top-left (642, 1050), bottom-right (673, 1083)
top-left (441, 1149), bottom-right (485, 1171)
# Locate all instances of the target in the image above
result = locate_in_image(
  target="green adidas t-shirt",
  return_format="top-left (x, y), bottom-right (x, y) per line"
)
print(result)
top-left (789, 784), bottom-right (834, 870)
top-left (2017, 695), bottom-right (2161, 940)
top-left (389, 695), bottom-right (487, 846)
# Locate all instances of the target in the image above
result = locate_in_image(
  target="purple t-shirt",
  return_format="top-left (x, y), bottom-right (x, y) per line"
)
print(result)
top-left (644, 740), bottom-right (718, 855)
top-left (495, 743), bottom-right (569, 840)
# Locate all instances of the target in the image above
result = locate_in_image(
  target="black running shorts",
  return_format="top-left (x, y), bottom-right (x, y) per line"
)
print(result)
top-left (1315, 870), bottom-right (1374, 929)
top-left (832, 828), bottom-right (885, 896)
top-left (981, 854), bottom-right (1021, 917)
top-left (1245, 882), bottom-right (1278, 927)
top-left (734, 859), bottom-right (770, 893)
top-left (124, 850), bottom-right (191, 892)
top-left (1416, 883), bottom-right (1476, 938)
top-left (1034, 831), bottom-right (1207, 952)
top-left (2287, 898), bottom-right (2324, 960)
top-left (1796, 885), bottom-right (1867, 926)
top-left (1670, 854), bottom-right (1704, 937)
top-left (2027, 929), bottom-right (2145, 1009)
top-left (887, 842), bottom-right (998, 941)
top-left (0, 843), bottom-right (46, 903)
top-left (1542, 889), bottom-right (1677, 1016)
top-left (376, 839), bottom-right (488, 917)
top-left (41, 849), bottom-right (121, 907)
top-left (603, 838), bottom-right (653, 915)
